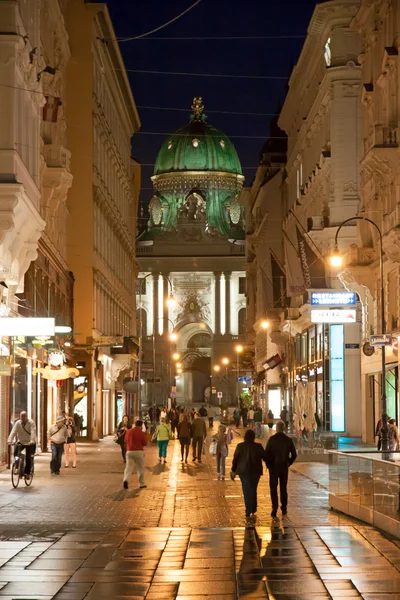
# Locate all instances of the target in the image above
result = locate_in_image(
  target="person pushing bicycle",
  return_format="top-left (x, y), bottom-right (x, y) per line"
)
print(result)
top-left (8, 411), bottom-right (36, 481)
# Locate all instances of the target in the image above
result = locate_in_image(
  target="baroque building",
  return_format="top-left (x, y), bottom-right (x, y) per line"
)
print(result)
top-left (137, 98), bottom-right (248, 407)
top-left (344, 0), bottom-right (400, 442)
top-left (64, 0), bottom-right (140, 440)
top-left (245, 0), bottom-right (364, 437)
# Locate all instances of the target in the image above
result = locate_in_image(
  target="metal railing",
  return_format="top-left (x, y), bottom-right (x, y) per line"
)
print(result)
top-left (329, 450), bottom-right (400, 529)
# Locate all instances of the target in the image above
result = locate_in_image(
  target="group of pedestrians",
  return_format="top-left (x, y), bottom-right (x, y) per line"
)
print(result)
top-left (119, 405), bottom-right (297, 526)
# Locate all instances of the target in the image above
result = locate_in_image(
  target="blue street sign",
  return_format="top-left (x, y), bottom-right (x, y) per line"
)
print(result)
top-left (310, 291), bottom-right (356, 306)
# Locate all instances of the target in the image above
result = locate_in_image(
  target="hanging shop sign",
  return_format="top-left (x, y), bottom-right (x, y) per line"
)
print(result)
top-left (311, 309), bottom-right (356, 324)
top-left (263, 354), bottom-right (283, 370)
top-left (93, 336), bottom-right (124, 347)
top-left (369, 334), bottom-right (393, 347)
top-left (0, 317), bottom-right (55, 337)
top-left (33, 350), bottom-right (79, 380)
top-left (310, 291), bottom-right (356, 306)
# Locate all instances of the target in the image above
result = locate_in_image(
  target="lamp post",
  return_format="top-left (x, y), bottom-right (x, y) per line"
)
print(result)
top-left (222, 357), bottom-right (230, 404)
top-left (137, 273), bottom-right (175, 417)
top-left (261, 320), bottom-right (269, 413)
top-left (330, 216), bottom-right (388, 453)
top-left (152, 316), bottom-right (177, 418)
top-left (235, 345), bottom-right (243, 406)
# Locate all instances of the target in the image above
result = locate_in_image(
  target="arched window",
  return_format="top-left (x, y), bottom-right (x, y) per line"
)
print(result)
top-left (238, 308), bottom-right (246, 335)
top-left (136, 308), bottom-right (147, 338)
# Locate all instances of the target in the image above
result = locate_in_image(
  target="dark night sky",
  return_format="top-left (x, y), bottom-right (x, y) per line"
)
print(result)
top-left (104, 0), bottom-right (319, 219)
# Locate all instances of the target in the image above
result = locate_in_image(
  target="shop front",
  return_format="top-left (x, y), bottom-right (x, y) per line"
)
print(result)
top-left (289, 317), bottom-right (361, 436)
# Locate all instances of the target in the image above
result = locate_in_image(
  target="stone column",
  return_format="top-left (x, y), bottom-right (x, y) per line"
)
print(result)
top-left (152, 273), bottom-right (159, 336)
top-left (214, 272), bottom-right (221, 335)
top-left (225, 271), bottom-right (231, 335)
top-left (162, 274), bottom-right (169, 335)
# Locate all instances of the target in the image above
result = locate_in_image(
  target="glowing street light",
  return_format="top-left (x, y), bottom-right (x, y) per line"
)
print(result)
top-left (261, 320), bottom-right (269, 329)
top-left (329, 246), bottom-right (344, 268)
top-left (169, 332), bottom-right (178, 342)
top-left (235, 345), bottom-right (244, 405)
top-left (172, 352), bottom-right (180, 361)
top-left (213, 365), bottom-right (221, 372)
top-left (167, 293), bottom-right (176, 307)
top-left (177, 367), bottom-right (182, 374)
top-left (176, 363), bottom-right (182, 368)
top-left (222, 357), bottom-right (229, 365)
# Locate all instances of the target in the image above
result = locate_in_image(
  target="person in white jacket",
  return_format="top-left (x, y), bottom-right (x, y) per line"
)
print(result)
top-left (48, 416), bottom-right (68, 475)
top-left (8, 411), bottom-right (36, 480)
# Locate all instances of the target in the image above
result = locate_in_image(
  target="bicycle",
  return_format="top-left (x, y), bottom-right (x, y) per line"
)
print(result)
top-left (11, 443), bottom-right (35, 488)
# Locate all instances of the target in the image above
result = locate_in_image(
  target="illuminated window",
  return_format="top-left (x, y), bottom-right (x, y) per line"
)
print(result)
top-left (192, 138), bottom-right (199, 148)
top-left (324, 37), bottom-right (331, 66)
top-left (220, 139), bottom-right (225, 148)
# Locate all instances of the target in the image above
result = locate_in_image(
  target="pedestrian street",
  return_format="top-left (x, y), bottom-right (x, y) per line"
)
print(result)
top-left (0, 432), bottom-right (399, 598)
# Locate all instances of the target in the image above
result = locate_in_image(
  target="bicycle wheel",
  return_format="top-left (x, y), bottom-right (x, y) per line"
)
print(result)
top-left (11, 462), bottom-right (20, 488)
top-left (25, 461), bottom-right (34, 486)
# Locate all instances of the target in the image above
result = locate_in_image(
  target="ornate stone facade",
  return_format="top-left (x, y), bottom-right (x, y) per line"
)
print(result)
top-left (0, 0), bottom-right (46, 293)
top-left (348, 0), bottom-right (400, 443)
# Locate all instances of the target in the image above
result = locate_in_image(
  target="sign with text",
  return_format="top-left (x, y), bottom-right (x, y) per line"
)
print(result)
top-left (311, 309), bottom-right (356, 324)
top-left (93, 336), bottom-right (124, 347)
top-left (0, 317), bottom-right (55, 337)
top-left (369, 334), bottom-right (393, 347)
top-left (310, 291), bottom-right (356, 306)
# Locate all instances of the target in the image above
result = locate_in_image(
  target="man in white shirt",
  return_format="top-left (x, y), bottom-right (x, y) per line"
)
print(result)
top-left (48, 416), bottom-right (68, 475)
top-left (8, 411), bottom-right (36, 479)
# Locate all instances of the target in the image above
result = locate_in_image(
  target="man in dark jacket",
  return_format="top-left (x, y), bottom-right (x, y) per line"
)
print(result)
top-left (265, 420), bottom-right (297, 517)
top-left (191, 413), bottom-right (207, 462)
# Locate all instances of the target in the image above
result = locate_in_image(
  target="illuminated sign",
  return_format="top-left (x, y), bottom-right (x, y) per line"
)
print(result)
top-left (310, 291), bottom-right (356, 306)
top-left (370, 334), bottom-right (393, 347)
top-left (330, 324), bottom-right (345, 432)
top-left (0, 318), bottom-right (55, 337)
top-left (311, 309), bottom-right (356, 324)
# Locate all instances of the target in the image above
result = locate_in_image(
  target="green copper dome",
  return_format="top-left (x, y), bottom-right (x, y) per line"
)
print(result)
top-left (154, 98), bottom-right (242, 176)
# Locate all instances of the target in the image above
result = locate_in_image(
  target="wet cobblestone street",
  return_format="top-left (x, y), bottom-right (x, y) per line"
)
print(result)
top-left (0, 432), bottom-right (398, 598)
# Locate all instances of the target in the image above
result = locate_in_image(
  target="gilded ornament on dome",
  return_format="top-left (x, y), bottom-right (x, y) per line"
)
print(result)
top-left (191, 97), bottom-right (205, 122)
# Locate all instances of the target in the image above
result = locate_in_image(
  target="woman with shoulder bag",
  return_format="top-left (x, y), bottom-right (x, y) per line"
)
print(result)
top-left (213, 424), bottom-right (229, 480)
top-left (64, 414), bottom-right (77, 469)
top-left (115, 415), bottom-right (131, 463)
top-left (152, 417), bottom-right (172, 464)
top-left (177, 415), bottom-right (192, 463)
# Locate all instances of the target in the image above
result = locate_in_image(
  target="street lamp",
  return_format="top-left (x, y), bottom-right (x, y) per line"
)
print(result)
top-left (152, 316), bottom-right (177, 419)
top-left (213, 365), bottom-right (221, 372)
top-left (172, 352), bottom-right (180, 361)
top-left (261, 320), bottom-right (269, 410)
top-left (137, 273), bottom-right (175, 417)
top-left (235, 344), bottom-right (244, 406)
top-left (330, 216), bottom-right (388, 453)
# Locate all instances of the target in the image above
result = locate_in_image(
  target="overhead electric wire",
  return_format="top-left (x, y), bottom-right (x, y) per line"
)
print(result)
top-left (136, 105), bottom-right (277, 116)
top-left (117, 34), bottom-right (305, 41)
top-left (124, 68), bottom-right (288, 79)
top-left (106, 0), bottom-right (202, 42)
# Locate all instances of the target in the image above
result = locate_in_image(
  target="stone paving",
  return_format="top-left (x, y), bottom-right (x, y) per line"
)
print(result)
top-left (0, 428), bottom-right (398, 598)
